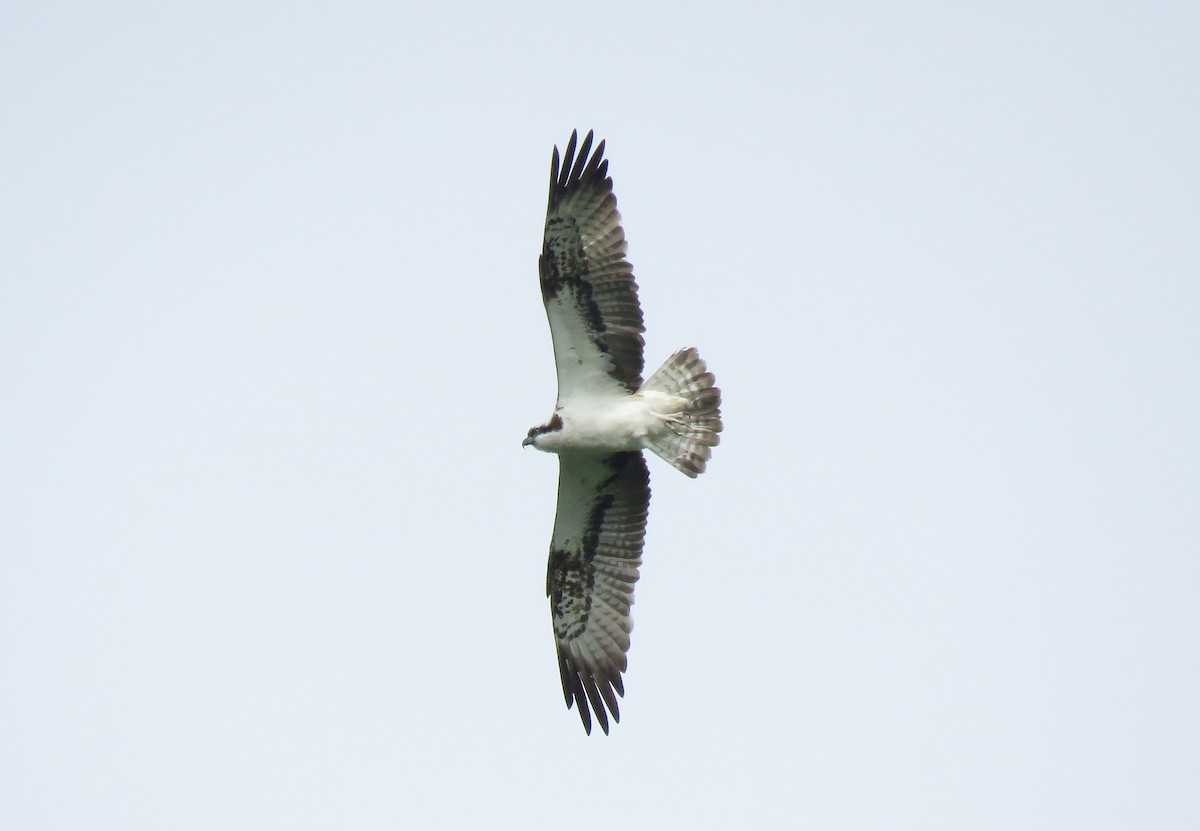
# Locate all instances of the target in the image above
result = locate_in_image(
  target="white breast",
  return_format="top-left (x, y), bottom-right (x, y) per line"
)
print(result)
top-left (538, 392), bottom-right (682, 454)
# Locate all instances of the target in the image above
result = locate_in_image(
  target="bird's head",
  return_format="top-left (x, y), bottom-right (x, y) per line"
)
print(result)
top-left (523, 413), bottom-right (563, 449)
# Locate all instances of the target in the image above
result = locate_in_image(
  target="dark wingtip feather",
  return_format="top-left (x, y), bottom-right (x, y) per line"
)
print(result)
top-left (582, 677), bottom-right (610, 735)
top-left (561, 129), bottom-right (580, 183)
top-left (549, 145), bottom-right (561, 192)
top-left (553, 129), bottom-right (611, 190)
top-left (558, 643), bottom-right (631, 736)
top-left (598, 681), bottom-right (621, 725)
top-left (560, 649), bottom-right (598, 735)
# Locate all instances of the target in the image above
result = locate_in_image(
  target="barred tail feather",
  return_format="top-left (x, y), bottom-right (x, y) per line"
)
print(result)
top-left (640, 347), bottom-right (723, 478)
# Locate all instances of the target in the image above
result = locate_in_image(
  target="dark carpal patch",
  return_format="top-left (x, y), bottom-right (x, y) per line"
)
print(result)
top-left (546, 490), bottom-right (613, 641)
top-left (539, 218), bottom-right (584, 302)
top-left (547, 548), bottom-right (590, 637)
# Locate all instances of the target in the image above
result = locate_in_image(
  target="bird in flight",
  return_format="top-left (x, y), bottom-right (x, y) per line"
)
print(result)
top-left (524, 131), bottom-right (723, 734)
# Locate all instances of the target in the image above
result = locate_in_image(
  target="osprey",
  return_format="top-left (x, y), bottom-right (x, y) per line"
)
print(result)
top-left (524, 131), bottom-right (723, 734)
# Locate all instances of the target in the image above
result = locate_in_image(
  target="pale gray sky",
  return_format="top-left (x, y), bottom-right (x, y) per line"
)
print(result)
top-left (2, 2), bottom-right (1198, 829)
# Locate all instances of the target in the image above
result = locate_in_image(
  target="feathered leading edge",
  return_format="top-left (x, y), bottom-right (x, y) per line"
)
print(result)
top-left (546, 451), bottom-right (650, 735)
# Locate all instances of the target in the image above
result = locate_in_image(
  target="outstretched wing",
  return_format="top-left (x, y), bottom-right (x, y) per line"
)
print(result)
top-left (540, 130), bottom-right (646, 399)
top-left (546, 451), bottom-right (650, 734)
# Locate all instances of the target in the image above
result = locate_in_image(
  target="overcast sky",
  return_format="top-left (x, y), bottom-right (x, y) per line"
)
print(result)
top-left (2, 2), bottom-right (1198, 829)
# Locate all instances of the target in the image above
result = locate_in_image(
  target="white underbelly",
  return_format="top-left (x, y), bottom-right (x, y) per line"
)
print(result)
top-left (540, 395), bottom-right (673, 453)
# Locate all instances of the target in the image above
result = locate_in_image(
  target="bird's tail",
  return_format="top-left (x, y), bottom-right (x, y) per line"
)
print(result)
top-left (639, 347), bottom-right (723, 478)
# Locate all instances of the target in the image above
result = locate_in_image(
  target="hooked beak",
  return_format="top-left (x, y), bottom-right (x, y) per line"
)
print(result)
top-left (522, 436), bottom-right (534, 448)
